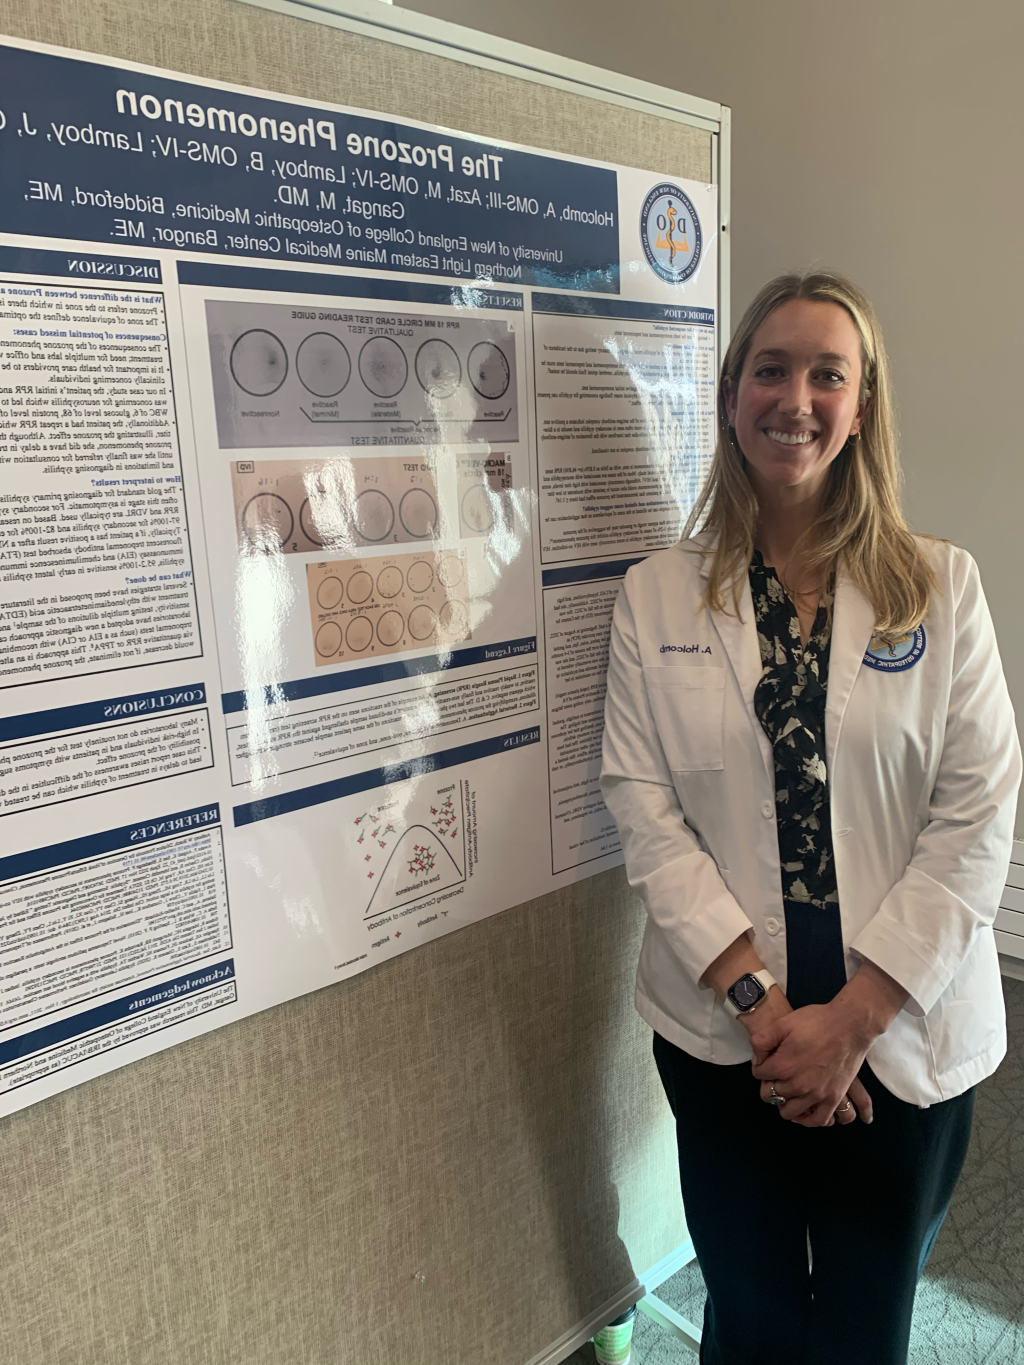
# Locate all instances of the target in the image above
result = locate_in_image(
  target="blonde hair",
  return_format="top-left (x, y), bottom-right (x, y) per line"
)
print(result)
top-left (684, 269), bottom-right (933, 639)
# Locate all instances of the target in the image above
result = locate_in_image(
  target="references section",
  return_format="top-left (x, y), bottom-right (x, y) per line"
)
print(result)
top-left (0, 807), bottom-right (230, 1032)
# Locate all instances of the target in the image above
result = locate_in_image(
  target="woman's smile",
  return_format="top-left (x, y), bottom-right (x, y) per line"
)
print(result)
top-left (763, 428), bottom-right (818, 446)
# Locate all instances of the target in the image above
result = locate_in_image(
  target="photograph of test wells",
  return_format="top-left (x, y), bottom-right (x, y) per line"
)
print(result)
top-left (307, 549), bottom-right (471, 666)
top-left (206, 299), bottom-right (519, 449)
top-left (230, 452), bottom-right (514, 553)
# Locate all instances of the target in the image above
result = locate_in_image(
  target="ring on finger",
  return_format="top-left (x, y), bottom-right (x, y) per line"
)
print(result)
top-left (768, 1083), bottom-right (786, 1107)
top-left (838, 1099), bottom-right (853, 1114)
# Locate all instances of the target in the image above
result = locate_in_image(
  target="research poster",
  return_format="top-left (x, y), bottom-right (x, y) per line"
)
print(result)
top-left (0, 36), bottom-right (717, 1115)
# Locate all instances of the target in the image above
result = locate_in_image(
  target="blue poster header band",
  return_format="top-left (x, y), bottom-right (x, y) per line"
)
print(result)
top-left (0, 804), bottom-right (221, 884)
top-left (0, 960), bottom-right (235, 1069)
top-left (177, 260), bottom-right (522, 310)
top-left (0, 244), bottom-right (162, 283)
top-left (0, 684), bottom-right (207, 744)
top-left (234, 726), bottom-right (541, 827)
top-left (541, 558), bottom-right (646, 588)
top-left (531, 292), bottom-right (714, 327)
top-left (0, 43), bottom-right (619, 293)
top-left (222, 637), bottom-right (537, 714)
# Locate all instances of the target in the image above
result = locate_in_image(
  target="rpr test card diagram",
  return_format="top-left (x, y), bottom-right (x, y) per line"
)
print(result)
top-left (231, 455), bottom-right (440, 554)
top-left (307, 548), bottom-right (470, 666)
top-left (206, 300), bottom-right (519, 448)
top-left (358, 783), bottom-right (466, 920)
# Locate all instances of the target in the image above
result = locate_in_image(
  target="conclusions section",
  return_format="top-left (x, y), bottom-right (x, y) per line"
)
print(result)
top-left (0, 683), bottom-right (212, 815)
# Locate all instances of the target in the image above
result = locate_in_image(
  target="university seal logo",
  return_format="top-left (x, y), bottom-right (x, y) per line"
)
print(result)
top-left (640, 183), bottom-right (702, 284)
top-left (862, 626), bottom-right (927, 673)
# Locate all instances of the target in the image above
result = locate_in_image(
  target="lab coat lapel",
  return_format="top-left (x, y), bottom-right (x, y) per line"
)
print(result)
top-left (709, 574), bottom-right (764, 710)
top-left (695, 540), bottom-right (763, 706)
top-left (699, 554), bottom-right (774, 781)
top-left (826, 572), bottom-right (876, 776)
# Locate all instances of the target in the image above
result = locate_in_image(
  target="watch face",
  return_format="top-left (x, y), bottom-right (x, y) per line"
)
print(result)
top-left (729, 974), bottom-right (765, 1011)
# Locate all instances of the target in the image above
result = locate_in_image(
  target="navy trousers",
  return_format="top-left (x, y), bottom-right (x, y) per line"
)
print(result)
top-left (653, 1032), bottom-right (974, 1365)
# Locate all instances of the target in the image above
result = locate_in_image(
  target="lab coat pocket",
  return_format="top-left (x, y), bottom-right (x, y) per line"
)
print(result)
top-left (643, 666), bottom-right (725, 771)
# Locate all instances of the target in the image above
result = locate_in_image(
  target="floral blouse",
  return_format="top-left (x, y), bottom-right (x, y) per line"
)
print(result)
top-left (749, 551), bottom-right (846, 1007)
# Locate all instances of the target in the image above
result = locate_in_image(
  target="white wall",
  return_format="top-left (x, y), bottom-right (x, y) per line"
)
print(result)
top-left (405, 0), bottom-right (1024, 828)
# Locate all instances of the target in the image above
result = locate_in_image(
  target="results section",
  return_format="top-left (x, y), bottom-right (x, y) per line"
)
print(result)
top-left (180, 262), bottom-right (540, 821)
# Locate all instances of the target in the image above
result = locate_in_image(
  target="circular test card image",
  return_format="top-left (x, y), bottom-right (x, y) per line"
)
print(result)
top-left (355, 489), bottom-right (395, 542)
top-left (376, 610), bottom-right (405, 647)
top-left (468, 341), bottom-right (510, 400)
top-left (241, 492), bottom-right (294, 549)
top-left (461, 483), bottom-right (494, 533)
top-left (376, 565), bottom-right (404, 599)
top-left (315, 621), bottom-right (343, 657)
top-left (437, 599), bottom-right (469, 639)
top-left (299, 498), bottom-right (324, 548)
top-left (230, 330), bottom-right (288, 396)
top-left (346, 569), bottom-right (374, 604)
top-left (437, 554), bottom-right (465, 589)
top-left (316, 575), bottom-right (344, 610)
top-left (345, 616), bottom-right (374, 652)
top-left (296, 332), bottom-right (351, 397)
top-left (399, 488), bottom-right (438, 539)
top-left (406, 559), bottom-right (434, 594)
top-left (359, 336), bottom-right (408, 398)
top-left (415, 338), bottom-right (462, 399)
top-left (408, 603), bottom-right (436, 640)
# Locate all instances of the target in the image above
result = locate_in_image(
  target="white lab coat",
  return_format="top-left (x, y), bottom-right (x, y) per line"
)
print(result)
top-left (600, 535), bottom-right (1021, 1106)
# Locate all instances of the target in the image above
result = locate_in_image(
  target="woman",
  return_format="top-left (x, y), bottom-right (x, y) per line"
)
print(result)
top-left (600, 270), bottom-right (1020, 1365)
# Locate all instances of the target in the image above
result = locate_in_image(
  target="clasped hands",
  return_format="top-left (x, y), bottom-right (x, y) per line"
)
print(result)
top-left (740, 989), bottom-right (875, 1128)
top-left (701, 936), bottom-right (909, 1128)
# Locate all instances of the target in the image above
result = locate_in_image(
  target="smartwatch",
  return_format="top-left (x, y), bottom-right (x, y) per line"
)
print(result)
top-left (723, 969), bottom-right (777, 1018)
